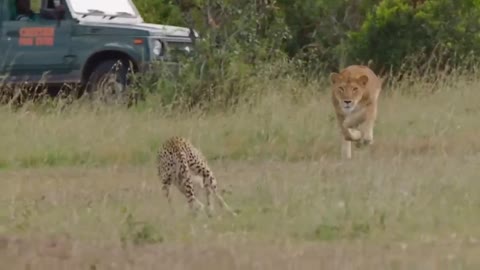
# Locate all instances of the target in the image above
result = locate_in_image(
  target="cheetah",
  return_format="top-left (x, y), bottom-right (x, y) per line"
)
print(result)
top-left (156, 136), bottom-right (236, 216)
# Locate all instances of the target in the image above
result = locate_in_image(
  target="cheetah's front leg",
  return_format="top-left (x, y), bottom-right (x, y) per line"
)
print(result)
top-left (159, 169), bottom-right (176, 213)
top-left (178, 166), bottom-right (205, 214)
top-left (161, 176), bottom-right (173, 206)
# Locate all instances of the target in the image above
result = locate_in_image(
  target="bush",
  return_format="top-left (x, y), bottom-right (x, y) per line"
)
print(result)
top-left (127, 0), bottom-right (480, 109)
top-left (272, 0), bottom-right (381, 73)
top-left (348, 0), bottom-right (480, 74)
top-left (133, 0), bottom-right (184, 26)
top-left (134, 0), bottom-right (290, 109)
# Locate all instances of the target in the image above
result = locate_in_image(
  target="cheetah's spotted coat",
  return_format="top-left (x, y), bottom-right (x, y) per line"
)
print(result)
top-left (157, 136), bottom-right (236, 216)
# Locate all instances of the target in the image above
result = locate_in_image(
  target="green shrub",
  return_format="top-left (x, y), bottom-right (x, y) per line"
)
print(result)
top-left (276, 0), bottom-right (381, 72)
top-left (348, 0), bottom-right (480, 73)
top-left (133, 0), bottom-right (184, 26)
top-left (127, 0), bottom-right (480, 109)
top-left (134, 0), bottom-right (290, 108)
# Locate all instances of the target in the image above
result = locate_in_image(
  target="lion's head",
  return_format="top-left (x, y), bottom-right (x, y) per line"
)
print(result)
top-left (329, 72), bottom-right (369, 113)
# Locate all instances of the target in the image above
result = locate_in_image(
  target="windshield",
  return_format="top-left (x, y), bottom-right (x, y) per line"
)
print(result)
top-left (68, 0), bottom-right (139, 16)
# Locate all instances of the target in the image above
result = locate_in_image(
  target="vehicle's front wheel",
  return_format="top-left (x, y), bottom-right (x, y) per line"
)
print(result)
top-left (85, 59), bottom-right (131, 105)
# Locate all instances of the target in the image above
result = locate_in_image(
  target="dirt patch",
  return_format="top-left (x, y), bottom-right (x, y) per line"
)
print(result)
top-left (1, 235), bottom-right (479, 270)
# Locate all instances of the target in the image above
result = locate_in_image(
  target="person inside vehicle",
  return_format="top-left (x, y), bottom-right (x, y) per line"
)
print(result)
top-left (40, 0), bottom-right (65, 20)
top-left (15, 0), bottom-right (65, 21)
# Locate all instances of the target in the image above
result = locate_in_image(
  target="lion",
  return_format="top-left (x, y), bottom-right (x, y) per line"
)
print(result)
top-left (329, 65), bottom-right (383, 159)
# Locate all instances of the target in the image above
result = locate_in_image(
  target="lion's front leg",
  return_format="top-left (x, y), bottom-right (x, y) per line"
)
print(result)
top-left (338, 119), bottom-right (362, 142)
top-left (342, 138), bottom-right (352, 159)
top-left (341, 115), bottom-right (363, 142)
top-left (336, 115), bottom-right (358, 159)
top-left (355, 110), bottom-right (376, 148)
top-left (343, 109), bottom-right (365, 128)
top-left (342, 127), bottom-right (362, 141)
top-left (354, 128), bottom-right (373, 148)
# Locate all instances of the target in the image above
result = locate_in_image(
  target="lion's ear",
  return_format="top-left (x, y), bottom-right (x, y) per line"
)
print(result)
top-left (329, 72), bottom-right (341, 84)
top-left (357, 75), bottom-right (369, 86)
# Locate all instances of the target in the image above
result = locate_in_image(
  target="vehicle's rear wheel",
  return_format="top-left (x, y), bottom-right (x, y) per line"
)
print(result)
top-left (85, 59), bottom-right (132, 105)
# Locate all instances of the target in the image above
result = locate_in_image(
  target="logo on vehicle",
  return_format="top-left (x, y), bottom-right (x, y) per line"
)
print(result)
top-left (19, 27), bottom-right (55, 46)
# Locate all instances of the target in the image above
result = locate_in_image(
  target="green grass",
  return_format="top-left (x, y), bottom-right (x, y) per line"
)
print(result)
top-left (1, 70), bottom-right (480, 169)
top-left (1, 70), bottom-right (480, 269)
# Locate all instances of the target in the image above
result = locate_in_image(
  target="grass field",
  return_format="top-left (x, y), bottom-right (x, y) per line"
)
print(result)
top-left (1, 71), bottom-right (480, 269)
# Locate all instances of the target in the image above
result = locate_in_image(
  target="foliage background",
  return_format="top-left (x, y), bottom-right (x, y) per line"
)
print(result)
top-left (128, 0), bottom-right (480, 108)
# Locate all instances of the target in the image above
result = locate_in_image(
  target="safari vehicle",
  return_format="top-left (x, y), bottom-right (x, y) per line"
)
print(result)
top-left (0, 0), bottom-right (196, 100)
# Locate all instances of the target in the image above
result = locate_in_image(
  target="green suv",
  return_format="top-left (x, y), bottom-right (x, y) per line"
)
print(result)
top-left (0, 0), bottom-right (196, 98)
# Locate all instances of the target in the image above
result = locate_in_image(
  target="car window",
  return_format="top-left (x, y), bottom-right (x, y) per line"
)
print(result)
top-left (31, 0), bottom-right (41, 12)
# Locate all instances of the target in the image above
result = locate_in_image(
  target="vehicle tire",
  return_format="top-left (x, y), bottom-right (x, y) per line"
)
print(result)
top-left (85, 59), bottom-right (132, 105)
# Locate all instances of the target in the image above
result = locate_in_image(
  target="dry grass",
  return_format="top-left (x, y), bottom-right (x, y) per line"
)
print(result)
top-left (1, 71), bottom-right (480, 269)
top-left (1, 158), bottom-right (480, 269)
top-left (1, 71), bottom-right (480, 168)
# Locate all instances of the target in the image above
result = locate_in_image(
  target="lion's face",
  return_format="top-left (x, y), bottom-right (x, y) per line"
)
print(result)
top-left (330, 72), bottom-right (369, 113)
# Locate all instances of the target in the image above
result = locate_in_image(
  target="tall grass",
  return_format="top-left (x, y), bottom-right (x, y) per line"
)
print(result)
top-left (0, 60), bottom-right (479, 169)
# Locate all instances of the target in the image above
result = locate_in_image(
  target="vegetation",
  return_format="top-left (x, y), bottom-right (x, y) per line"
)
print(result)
top-left (1, 0), bottom-right (480, 269)
top-left (129, 0), bottom-right (480, 107)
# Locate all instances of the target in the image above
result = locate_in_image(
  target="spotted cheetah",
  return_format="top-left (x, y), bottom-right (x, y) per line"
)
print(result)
top-left (157, 136), bottom-right (236, 216)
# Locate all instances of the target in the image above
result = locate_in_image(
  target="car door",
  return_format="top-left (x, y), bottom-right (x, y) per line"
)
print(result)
top-left (1, 12), bottom-right (73, 80)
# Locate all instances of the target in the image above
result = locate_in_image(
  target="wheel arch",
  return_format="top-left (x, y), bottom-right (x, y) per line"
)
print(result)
top-left (81, 50), bottom-right (139, 84)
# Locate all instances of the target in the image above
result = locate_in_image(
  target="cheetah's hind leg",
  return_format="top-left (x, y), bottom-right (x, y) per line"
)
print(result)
top-left (205, 175), bottom-right (237, 217)
top-left (211, 184), bottom-right (237, 216)
top-left (190, 165), bottom-right (237, 217)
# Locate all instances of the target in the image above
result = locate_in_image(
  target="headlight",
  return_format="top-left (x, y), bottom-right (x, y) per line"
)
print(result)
top-left (152, 40), bottom-right (163, 56)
